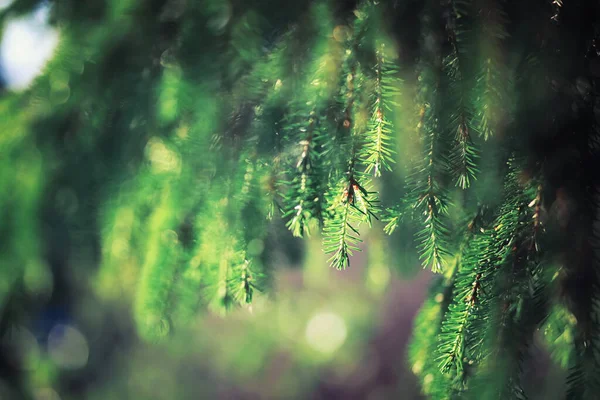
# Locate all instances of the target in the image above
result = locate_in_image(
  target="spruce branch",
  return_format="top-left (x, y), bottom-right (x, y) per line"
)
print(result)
top-left (382, 199), bottom-right (410, 235)
top-left (468, 164), bottom-right (547, 399)
top-left (435, 161), bottom-right (546, 397)
top-left (229, 259), bottom-right (264, 305)
top-left (280, 2), bottom-right (341, 237)
top-left (409, 270), bottom-right (458, 397)
top-left (323, 174), bottom-right (377, 270)
top-left (9, 1), bottom-right (600, 398)
top-left (450, 115), bottom-right (479, 189)
top-left (361, 42), bottom-right (401, 177)
top-left (323, 150), bottom-right (380, 272)
top-left (321, 24), bottom-right (383, 270)
top-left (436, 209), bottom-right (495, 388)
top-left (405, 1), bottom-right (455, 274)
top-left (282, 110), bottom-right (326, 237)
top-left (443, 0), bottom-right (480, 189)
top-left (473, 0), bottom-right (509, 141)
top-left (409, 100), bottom-right (453, 273)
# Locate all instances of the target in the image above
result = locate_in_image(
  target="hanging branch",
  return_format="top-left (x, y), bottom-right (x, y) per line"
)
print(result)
top-left (323, 171), bottom-right (377, 270)
top-left (409, 269), bottom-right (458, 397)
top-left (282, 110), bottom-right (326, 237)
top-left (323, 73), bottom-right (371, 269)
top-left (466, 164), bottom-right (547, 399)
top-left (174, 140), bottom-right (270, 319)
top-left (435, 160), bottom-right (546, 398)
top-left (323, 40), bottom-right (379, 269)
top-left (435, 205), bottom-right (498, 393)
top-left (281, 2), bottom-right (341, 237)
top-left (473, 0), bottom-right (509, 140)
top-left (227, 260), bottom-right (264, 305)
top-left (437, 238), bottom-right (488, 384)
top-left (443, 0), bottom-right (479, 188)
top-left (361, 40), bottom-right (401, 177)
top-left (392, 0), bottom-right (455, 274)
top-left (411, 206), bottom-right (488, 397)
top-left (408, 73), bottom-right (453, 273)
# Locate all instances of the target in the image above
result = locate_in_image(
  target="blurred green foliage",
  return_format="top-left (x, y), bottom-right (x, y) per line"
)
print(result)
top-left (0, 0), bottom-right (598, 399)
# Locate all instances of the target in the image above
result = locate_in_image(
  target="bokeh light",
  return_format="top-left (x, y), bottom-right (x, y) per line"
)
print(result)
top-left (305, 311), bottom-right (348, 355)
top-left (47, 325), bottom-right (89, 370)
top-left (0, 3), bottom-right (59, 90)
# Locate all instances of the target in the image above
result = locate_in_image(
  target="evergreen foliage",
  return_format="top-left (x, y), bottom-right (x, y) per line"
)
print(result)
top-left (1, 0), bottom-right (600, 398)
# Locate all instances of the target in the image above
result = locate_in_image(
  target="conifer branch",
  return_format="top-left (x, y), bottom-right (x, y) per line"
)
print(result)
top-left (6, 1), bottom-right (600, 398)
top-left (280, 2), bottom-right (341, 237)
top-left (443, 0), bottom-right (479, 188)
top-left (323, 34), bottom-right (379, 269)
top-left (282, 111), bottom-right (325, 237)
top-left (383, 199), bottom-right (410, 235)
top-left (409, 99), bottom-right (453, 273)
top-left (229, 260), bottom-right (264, 304)
top-left (411, 209), bottom-right (490, 396)
top-left (362, 42), bottom-right (401, 177)
top-left (473, 0), bottom-right (509, 140)
top-left (403, 1), bottom-right (455, 274)
top-left (437, 251), bottom-right (485, 378)
top-left (436, 211), bottom-right (496, 389)
top-left (435, 161), bottom-right (545, 397)
top-left (469, 165), bottom-right (546, 398)
top-left (321, 8), bottom-right (364, 270)
top-left (323, 175), bottom-right (375, 270)
top-left (409, 268), bottom-right (458, 396)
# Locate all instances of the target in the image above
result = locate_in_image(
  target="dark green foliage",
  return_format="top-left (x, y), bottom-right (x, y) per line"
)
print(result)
top-left (442, 0), bottom-right (479, 189)
top-left (472, 0), bottom-right (509, 141)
